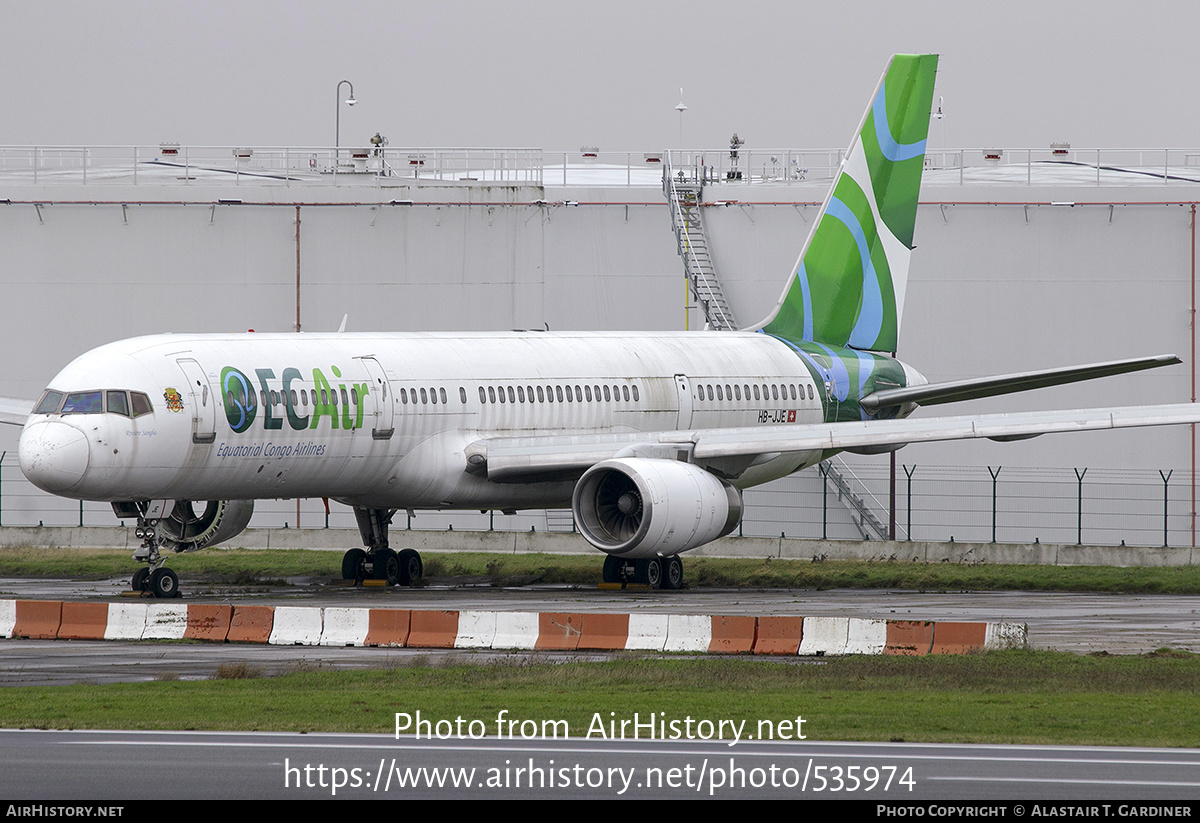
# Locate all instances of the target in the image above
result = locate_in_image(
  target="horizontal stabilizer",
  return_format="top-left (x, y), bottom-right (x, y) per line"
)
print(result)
top-left (859, 354), bottom-right (1181, 412)
top-left (0, 397), bottom-right (31, 426)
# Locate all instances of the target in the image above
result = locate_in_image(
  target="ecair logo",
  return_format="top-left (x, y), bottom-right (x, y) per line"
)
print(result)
top-left (220, 366), bottom-right (368, 433)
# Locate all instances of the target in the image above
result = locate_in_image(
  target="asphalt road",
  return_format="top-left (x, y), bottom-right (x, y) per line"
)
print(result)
top-left (2, 729), bottom-right (1198, 801)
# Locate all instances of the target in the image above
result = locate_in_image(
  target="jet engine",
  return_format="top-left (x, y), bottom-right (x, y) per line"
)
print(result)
top-left (119, 499), bottom-right (255, 553)
top-left (571, 458), bottom-right (742, 559)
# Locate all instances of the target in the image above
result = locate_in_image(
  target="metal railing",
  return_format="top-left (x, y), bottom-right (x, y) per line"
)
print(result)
top-left (4, 145), bottom-right (1200, 188)
top-left (0, 146), bottom-right (544, 187)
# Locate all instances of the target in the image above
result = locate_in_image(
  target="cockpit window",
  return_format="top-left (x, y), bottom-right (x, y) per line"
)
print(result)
top-left (61, 391), bottom-right (103, 414)
top-left (130, 392), bottom-right (153, 417)
top-left (34, 390), bottom-right (65, 414)
top-left (106, 390), bottom-right (130, 417)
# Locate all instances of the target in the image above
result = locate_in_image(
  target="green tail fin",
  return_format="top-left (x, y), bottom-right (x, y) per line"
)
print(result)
top-left (759, 54), bottom-right (938, 352)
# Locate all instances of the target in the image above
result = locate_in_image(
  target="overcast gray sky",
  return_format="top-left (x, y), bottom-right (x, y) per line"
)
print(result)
top-left (3, 0), bottom-right (1197, 152)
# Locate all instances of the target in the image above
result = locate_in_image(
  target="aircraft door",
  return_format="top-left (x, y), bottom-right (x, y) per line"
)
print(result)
top-left (359, 356), bottom-right (394, 440)
top-left (674, 374), bottom-right (693, 429)
top-left (176, 358), bottom-right (216, 444)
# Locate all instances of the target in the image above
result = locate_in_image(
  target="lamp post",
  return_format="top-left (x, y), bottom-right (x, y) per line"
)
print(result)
top-left (335, 80), bottom-right (357, 164)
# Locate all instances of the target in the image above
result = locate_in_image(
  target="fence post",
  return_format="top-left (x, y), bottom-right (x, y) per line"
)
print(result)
top-left (0, 450), bottom-right (4, 527)
top-left (818, 462), bottom-right (829, 540)
top-left (1075, 468), bottom-right (1087, 545)
top-left (903, 464), bottom-right (916, 541)
top-left (988, 466), bottom-right (1002, 543)
top-left (1160, 470), bottom-right (1173, 547)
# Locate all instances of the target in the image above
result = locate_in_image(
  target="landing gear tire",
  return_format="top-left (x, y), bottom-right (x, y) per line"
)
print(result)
top-left (602, 555), bottom-right (623, 584)
top-left (397, 548), bottom-right (423, 587)
top-left (373, 548), bottom-right (399, 586)
top-left (131, 567), bottom-right (150, 593)
top-left (664, 556), bottom-right (684, 590)
top-left (148, 567), bottom-right (179, 599)
top-left (635, 558), bottom-right (663, 589)
top-left (342, 548), bottom-right (368, 582)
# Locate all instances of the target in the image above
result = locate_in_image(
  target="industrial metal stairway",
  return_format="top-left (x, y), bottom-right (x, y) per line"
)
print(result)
top-left (663, 158), bottom-right (738, 331)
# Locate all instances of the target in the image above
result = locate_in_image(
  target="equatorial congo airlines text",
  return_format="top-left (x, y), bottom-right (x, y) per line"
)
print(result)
top-left (396, 710), bottom-right (807, 745)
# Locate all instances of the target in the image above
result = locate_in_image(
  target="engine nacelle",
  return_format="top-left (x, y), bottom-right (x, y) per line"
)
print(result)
top-left (115, 499), bottom-right (255, 553)
top-left (571, 458), bottom-right (742, 559)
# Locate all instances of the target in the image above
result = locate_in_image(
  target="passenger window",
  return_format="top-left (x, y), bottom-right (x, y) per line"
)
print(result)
top-left (460, 387), bottom-right (467, 404)
top-left (506, 386), bottom-right (514, 404)
top-left (566, 385), bottom-right (574, 402)
top-left (622, 386), bottom-right (630, 402)
top-left (631, 385), bottom-right (639, 401)
top-left (537, 386), bottom-right (545, 403)
top-left (517, 386), bottom-right (526, 403)
top-left (421, 388), bottom-right (428, 404)
top-left (716, 385), bottom-right (724, 401)
top-left (555, 386), bottom-right (563, 402)
top-left (585, 385), bottom-right (592, 402)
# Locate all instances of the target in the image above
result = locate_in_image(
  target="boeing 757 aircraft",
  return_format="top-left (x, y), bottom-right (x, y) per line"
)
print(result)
top-left (4, 54), bottom-right (1198, 597)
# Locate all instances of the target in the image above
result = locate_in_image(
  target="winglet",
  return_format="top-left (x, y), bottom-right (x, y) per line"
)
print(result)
top-left (758, 54), bottom-right (938, 352)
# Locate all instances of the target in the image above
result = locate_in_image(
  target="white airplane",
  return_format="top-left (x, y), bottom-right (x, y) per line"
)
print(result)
top-left (4, 54), bottom-right (1198, 598)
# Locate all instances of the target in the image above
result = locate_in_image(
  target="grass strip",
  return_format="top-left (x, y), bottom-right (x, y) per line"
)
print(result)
top-left (1, 651), bottom-right (1198, 747)
top-left (2, 547), bottom-right (1200, 594)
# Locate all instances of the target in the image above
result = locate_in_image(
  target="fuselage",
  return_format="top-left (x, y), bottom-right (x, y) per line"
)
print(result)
top-left (17, 330), bottom-right (916, 511)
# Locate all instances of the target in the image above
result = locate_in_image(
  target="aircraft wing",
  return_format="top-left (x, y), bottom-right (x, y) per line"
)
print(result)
top-left (473, 402), bottom-right (1200, 482)
top-left (0, 398), bottom-right (31, 427)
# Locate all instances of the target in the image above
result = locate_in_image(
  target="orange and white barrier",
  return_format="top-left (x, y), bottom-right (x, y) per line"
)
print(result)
top-left (0, 599), bottom-right (1026, 655)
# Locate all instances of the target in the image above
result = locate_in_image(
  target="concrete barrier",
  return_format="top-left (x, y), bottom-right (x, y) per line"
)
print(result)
top-left (365, 609), bottom-right (410, 647)
top-left (456, 610), bottom-right (499, 649)
top-left (798, 617), bottom-right (849, 656)
top-left (321, 608), bottom-right (370, 647)
top-left (885, 620), bottom-right (934, 655)
top-left (985, 622), bottom-right (1028, 650)
top-left (709, 615), bottom-right (756, 654)
top-left (846, 618), bottom-right (888, 655)
top-left (143, 603), bottom-right (189, 639)
top-left (664, 614), bottom-right (712, 652)
top-left (58, 602), bottom-right (109, 640)
top-left (269, 606), bottom-right (323, 645)
top-left (577, 613), bottom-right (630, 650)
top-left (536, 613), bottom-right (584, 650)
top-left (13, 600), bottom-right (61, 639)
top-left (626, 614), bottom-right (669, 650)
top-left (227, 606), bottom-right (275, 644)
top-left (754, 616), bottom-right (805, 655)
top-left (0, 597), bottom-right (1027, 658)
top-left (489, 612), bottom-right (539, 650)
top-left (104, 603), bottom-right (148, 640)
top-left (184, 605), bottom-right (232, 642)
top-left (407, 610), bottom-right (459, 648)
top-left (931, 622), bottom-right (987, 654)
top-left (0, 600), bottom-right (15, 639)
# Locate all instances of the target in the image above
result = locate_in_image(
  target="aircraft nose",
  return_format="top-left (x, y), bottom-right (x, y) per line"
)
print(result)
top-left (19, 420), bottom-right (91, 494)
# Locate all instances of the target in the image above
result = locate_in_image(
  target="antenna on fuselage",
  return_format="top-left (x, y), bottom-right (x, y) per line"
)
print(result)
top-left (337, 314), bottom-right (348, 333)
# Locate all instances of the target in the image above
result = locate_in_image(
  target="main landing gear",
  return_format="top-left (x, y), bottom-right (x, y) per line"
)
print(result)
top-left (342, 508), bottom-right (424, 587)
top-left (601, 554), bottom-right (685, 590)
